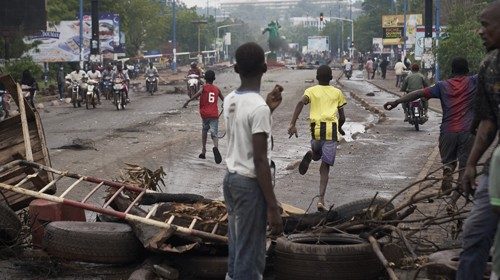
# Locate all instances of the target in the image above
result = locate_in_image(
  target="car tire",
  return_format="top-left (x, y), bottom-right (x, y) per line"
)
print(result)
top-left (43, 221), bottom-right (143, 264)
top-left (0, 202), bottom-right (22, 244)
top-left (333, 197), bottom-right (396, 224)
top-left (275, 233), bottom-right (383, 280)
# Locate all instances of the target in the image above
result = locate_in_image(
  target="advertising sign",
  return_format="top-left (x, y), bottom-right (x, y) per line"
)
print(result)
top-left (382, 14), bottom-right (422, 46)
top-left (307, 36), bottom-right (329, 53)
top-left (25, 13), bottom-right (122, 62)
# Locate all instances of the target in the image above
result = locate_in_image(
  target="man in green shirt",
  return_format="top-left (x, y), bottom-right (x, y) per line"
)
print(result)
top-left (400, 64), bottom-right (429, 121)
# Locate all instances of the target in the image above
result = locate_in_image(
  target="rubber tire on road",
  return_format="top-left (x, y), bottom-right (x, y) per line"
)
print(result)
top-left (275, 233), bottom-right (384, 280)
top-left (175, 255), bottom-right (228, 279)
top-left (0, 202), bottom-right (22, 244)
top-left (333, 197), bottom-right (396, 224)
top-left (43, 221), bottom-right (142, 264)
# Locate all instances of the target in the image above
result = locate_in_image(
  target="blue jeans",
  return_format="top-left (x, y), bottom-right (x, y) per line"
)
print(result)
top-left (457, 175), bottom-right (498, 280)
top-left (223, 172), bottom-right (267, 280)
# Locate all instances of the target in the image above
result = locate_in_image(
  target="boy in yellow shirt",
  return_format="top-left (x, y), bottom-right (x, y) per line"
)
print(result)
top-left (288, 65), bottom-right (347, 211)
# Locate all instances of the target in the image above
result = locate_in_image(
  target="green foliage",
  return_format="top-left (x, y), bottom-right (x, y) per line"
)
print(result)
top-left (436, 3), bottom-right (487, 78)
top-left (4, 57), bottom-right (43, 81)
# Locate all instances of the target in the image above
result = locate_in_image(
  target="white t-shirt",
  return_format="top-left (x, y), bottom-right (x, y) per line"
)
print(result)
top-left (394, 62), bottom-right (406, 75)
top-left (344, 62), bottom-right (352, 71)
top-left (87, 70), bottom-right (102, 80)
top-left (224, 90), bottom-right (272, 178)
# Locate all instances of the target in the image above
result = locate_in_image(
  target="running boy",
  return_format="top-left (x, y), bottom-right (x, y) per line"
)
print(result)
top-left (183, 70), bottom-right (224, 164)
top-left (288, 65), bottom-right (347, 211)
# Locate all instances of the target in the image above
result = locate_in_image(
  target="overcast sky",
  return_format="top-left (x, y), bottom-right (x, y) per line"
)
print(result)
top-left (180, 0), bottom-right (361, 8)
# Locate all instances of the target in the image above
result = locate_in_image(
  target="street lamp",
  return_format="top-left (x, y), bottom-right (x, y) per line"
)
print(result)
top-left (192, 20), bottom-right (208, 54)
top-left (216, 24), bottom-right (242, 62)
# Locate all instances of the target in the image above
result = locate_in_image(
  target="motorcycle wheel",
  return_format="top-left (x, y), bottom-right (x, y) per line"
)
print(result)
top-left (92, 95), bottom-right (96, 109)
top-left (86, 95), bottom-right (90, 110)
top-left (121, 93), bottom-right (126, 110)
top-left (414, 117), bottom-right (420, 131)
top-left (114, 93), bottom-right (119, 110)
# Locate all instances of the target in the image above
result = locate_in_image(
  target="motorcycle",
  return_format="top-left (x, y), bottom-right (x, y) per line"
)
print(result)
top-left (85, 79), bottom-right (99, 109)
top-left (102, 76), bottom-right (113, 100)
top-left (113, 78), bottom-right (127, 110)
top-left (186, 74), bottom-right (200, 98)
top-left (408, 99), bottom-right (427, 131)
top-left (145, 74), bottom-right (158, 95)
top-left (66, 79), bottom-right (82, 108)
top-left (344, 68), bottom-right (352, 80)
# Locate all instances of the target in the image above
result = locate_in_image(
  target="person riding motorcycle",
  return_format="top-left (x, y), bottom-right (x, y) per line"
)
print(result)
top-left (187, 61), bottom-right (203, 92)
top-left (400, 64), bottom-right (429, 121)
top-left (145, 62), bottom-right (159, 92)
top-left (66, 65), bottom-right (86, 102)
top-left (343, 59), bottom-right (353, 79)
top-left (86, 64), bottom-right (102, 104)
top-left (112, 63), bottom-right (130, 102)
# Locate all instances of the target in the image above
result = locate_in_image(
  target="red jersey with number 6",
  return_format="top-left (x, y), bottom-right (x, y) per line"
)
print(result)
top-left (199, 84), bottom-right (221, 119)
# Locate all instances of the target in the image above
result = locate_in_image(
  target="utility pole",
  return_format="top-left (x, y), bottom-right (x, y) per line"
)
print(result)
top-left (435, 0), bottom-right (441, 81)
top-left (403, 0), bottom-right (408, 58)
top-left (79, 0), bottom-right (83, 68)
top-left (90, 0), bottom-right (100, 63)
top-left (172, 0), bottom-right (177, 73)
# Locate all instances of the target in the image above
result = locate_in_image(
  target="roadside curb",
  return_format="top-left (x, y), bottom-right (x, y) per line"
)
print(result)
top-left (366, 80), bottom-right (442, 114)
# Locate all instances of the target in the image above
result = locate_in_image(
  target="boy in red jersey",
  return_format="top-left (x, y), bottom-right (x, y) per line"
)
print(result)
top-left (183, 70), bottom-right (224, 163)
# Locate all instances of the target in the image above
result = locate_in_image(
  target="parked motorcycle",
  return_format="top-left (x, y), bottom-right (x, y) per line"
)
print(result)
top-left (113, 78), bottom-right (127, 110)
top-left (186, 74), bottom-right (200, 98)
top-left (145, 74), bottom-right (158, 95)
top-left (102, 76), bottom-right (113, 100)
top-left (85, 79), bottom-right (99, 109)
top-left (408, 99), bottom-right (427, 131)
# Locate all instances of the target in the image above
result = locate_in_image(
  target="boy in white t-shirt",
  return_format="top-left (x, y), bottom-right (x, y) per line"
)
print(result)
top-left (223, 42), bottom-right (283, 280)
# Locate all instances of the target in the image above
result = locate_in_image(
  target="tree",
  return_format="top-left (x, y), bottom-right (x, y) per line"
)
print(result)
top-left (436, 2), bottom-right (488, 78)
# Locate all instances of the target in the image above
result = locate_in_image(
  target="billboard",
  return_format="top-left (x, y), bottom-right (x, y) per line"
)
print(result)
top-left (24, 14), bottom-right (122, 62)
top-left (382, 14), bottom-right (422, 46)
top-left (0, 0), bottom-right (47, 35)
top-left (307, 36), bottom-right (329, 53)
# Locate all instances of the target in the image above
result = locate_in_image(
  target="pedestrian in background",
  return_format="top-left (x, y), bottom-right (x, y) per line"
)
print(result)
top-left (364, 58), bottom-right (373, 80)
top-left (394, 59), bottom-right (406, 87)
top-left (222, 42), bottom-right (283, 280)
top-left (380, 57), bottom-right (389, 79)
top-left (371, 57), bottom-right (379, 79)
top-left (458, 1), bottom-right (500, 279)
top-left (57, 65), bottom-right (65, 101)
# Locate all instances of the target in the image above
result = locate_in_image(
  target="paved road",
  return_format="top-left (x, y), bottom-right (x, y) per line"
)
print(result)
top-left (37, 68), bottom-right (442, 210)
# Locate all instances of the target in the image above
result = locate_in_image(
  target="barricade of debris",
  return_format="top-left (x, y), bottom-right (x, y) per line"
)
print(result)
top-left (0, 156), bottom-right (476, 279)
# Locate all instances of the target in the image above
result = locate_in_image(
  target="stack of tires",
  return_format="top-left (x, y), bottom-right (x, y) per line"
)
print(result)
top-left (275, 197), bottom-right (395, 280)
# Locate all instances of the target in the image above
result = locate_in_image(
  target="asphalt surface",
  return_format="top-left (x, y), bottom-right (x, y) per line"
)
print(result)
top-left (38, 68), bottom-right (442, 210)
top-left (1, 67), bottom-right (445, 279)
